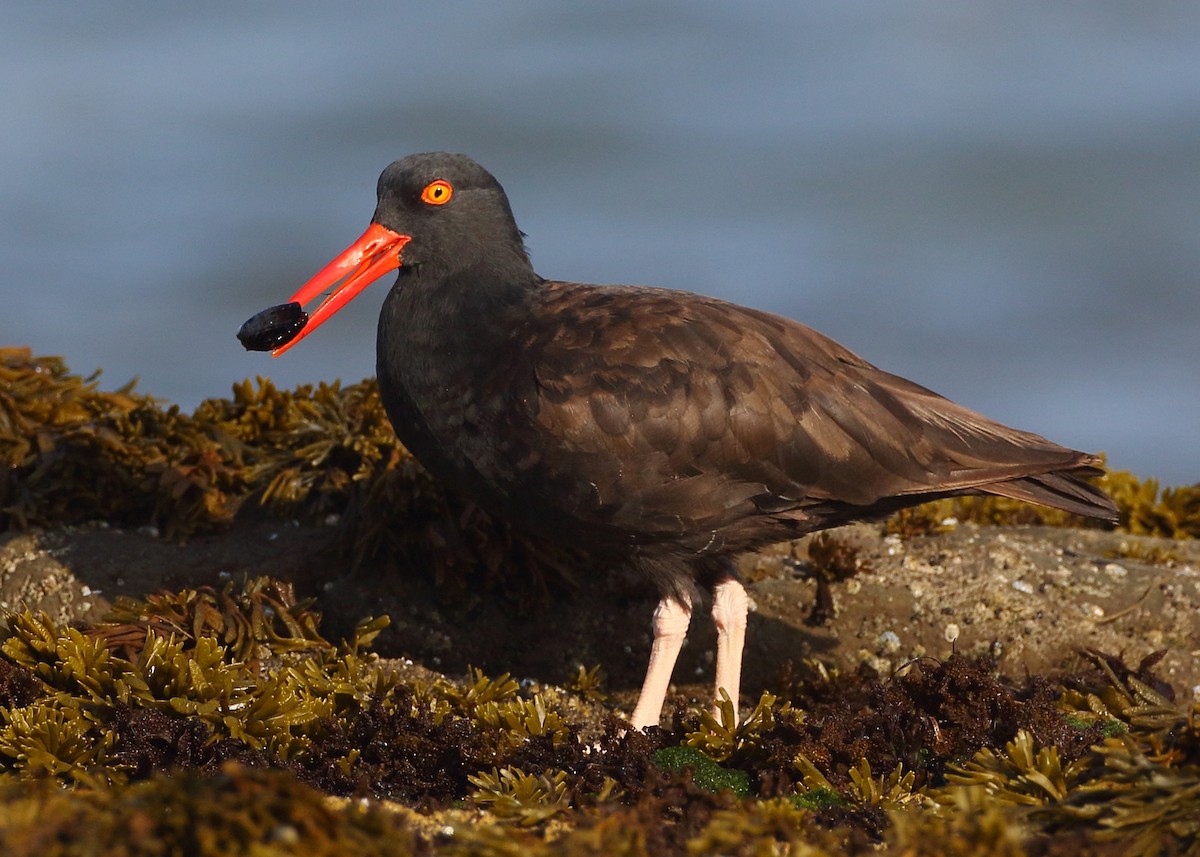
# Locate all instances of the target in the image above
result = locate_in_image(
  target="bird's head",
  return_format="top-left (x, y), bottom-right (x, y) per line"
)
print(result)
top-left (270, 152), bottom-right (529, 356)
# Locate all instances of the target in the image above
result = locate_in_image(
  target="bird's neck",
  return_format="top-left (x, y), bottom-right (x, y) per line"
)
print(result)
top-left (378, 261), bottom-right (541, 379)
top-left (374, 261), bottom-right (542, 490)
top-left (400, 257), bottom-right (537, 321)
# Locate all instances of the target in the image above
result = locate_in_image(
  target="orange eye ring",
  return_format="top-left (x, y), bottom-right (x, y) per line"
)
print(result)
top-left (420, 180), bottom-right (453, 205)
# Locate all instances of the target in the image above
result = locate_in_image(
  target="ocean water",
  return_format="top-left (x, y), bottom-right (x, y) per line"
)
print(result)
top-left (4, 2), bottom-right (1198, 482)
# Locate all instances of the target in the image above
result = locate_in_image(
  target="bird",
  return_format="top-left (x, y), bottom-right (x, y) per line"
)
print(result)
top-left (242, 152), bottom-right (1118, 731)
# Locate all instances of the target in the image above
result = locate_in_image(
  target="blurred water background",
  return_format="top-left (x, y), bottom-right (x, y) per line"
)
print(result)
top-left (4, 2), bottom-right (1197, 482)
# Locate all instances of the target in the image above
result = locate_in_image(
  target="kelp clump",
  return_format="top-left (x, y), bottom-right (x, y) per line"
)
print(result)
top-left (0, 763), bottom-right (421, 857)
top-left (0, 580), bottom-right (393, 785)
top-left (0, 348), bottom-right (386, 538)
top-left (0, 349), bottom-right (239, 539)
top-left (0, 577), bottom-right (1199, 853)
top-left (0, 348), bottom-right (574, 594)
top-left (0, 576), bottom-right (608, 806)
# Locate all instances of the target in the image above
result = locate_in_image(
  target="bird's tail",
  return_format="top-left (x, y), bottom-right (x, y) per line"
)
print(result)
top-left (981, 463), bottom-right (1119, 522)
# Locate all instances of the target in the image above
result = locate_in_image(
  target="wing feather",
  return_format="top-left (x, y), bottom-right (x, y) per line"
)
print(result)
top-left (518, 282), bottom-right (1113, 540)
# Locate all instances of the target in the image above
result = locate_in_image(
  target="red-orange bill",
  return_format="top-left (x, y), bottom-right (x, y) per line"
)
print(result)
top-left (268, 222), bottom-right (411, 356)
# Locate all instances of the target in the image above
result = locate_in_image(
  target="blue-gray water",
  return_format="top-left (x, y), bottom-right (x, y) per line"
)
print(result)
top-left (5, 3), bottom-right (1198, 483)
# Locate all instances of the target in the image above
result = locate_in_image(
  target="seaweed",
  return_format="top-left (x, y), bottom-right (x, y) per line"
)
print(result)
top-left (1058, 736), bottom-right (1200, 856)
top-left (0, 349), bottom-right (241, 540)
top-left (0, 762), bottom-right (422, 857)
top-left (682, 690), bottom-right (780, 762)
top-left (763, 654), bottom-right (1100, 795)
top-left (846, 759), bottom-right (923, 809)
top-left (564, 663), bottom-right (608, 703)
top-left (0, 349), bottom-right (579, 597)
top-left (886, 787), bottom-right (1031, 857)
top-left (467, 766), bottom-right (572, 825)
top-left (798, 532), bottom-right (871, 625)
top-left (1, 579), bottom-right (1199, 853)
top-left (4, 350), bottom-right (1200, 853)
top-left (97, 576), bottom-right (331, 662)
top-left (943, 729), bottom-right (1086, 805)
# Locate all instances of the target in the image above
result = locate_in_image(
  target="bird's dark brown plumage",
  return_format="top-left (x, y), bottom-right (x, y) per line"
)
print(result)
top-left (254, 152), bottom-right (1118, 730)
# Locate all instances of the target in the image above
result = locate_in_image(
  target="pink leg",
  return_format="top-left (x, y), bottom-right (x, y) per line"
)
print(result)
top-left (628, 594), bottom-right (693, 731)
top-left (711, 577), bottom-right (749, 724)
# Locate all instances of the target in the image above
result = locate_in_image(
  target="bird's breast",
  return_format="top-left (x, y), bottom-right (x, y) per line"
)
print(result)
top-left (375, 280), bottom-right (546, 506)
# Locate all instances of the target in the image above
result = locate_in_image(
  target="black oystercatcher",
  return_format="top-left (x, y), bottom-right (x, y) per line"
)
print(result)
top-left (242, 152), bottom-right (1118, 731)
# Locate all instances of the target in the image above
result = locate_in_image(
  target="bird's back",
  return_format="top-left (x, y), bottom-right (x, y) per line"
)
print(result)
top-left (492, 281), bottom-right (1116, 554)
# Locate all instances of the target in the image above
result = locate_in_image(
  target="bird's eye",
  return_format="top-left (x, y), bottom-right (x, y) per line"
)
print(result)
top-left (420, 180), bottom-right (453, 205)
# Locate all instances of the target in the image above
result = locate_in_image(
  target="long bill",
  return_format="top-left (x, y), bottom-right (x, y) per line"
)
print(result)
top-left (272, 222), bottom-right (411, 356)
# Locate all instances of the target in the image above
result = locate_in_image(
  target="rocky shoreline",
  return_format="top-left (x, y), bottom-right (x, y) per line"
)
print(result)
top-left (4, 517), bottom-right (1196, 723)
top-left (3, 348), bottom-right (1199, 854)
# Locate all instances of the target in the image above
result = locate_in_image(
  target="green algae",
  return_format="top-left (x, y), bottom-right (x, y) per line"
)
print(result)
top-left (791, 786), bottom-right (846, 811)
top-left (652, 745), bottom-right (752, 798)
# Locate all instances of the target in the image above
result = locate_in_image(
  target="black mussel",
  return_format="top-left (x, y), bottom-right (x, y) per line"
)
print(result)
top-left (237, 302), bottom-right (308, 351)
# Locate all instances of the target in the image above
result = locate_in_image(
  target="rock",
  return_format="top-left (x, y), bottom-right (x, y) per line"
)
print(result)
top-left (2, 519), bottom-right (1198, 704)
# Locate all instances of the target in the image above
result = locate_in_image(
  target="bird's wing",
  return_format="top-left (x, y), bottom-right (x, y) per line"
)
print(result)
top-left (520, 282), bottom-right (1103, 536)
